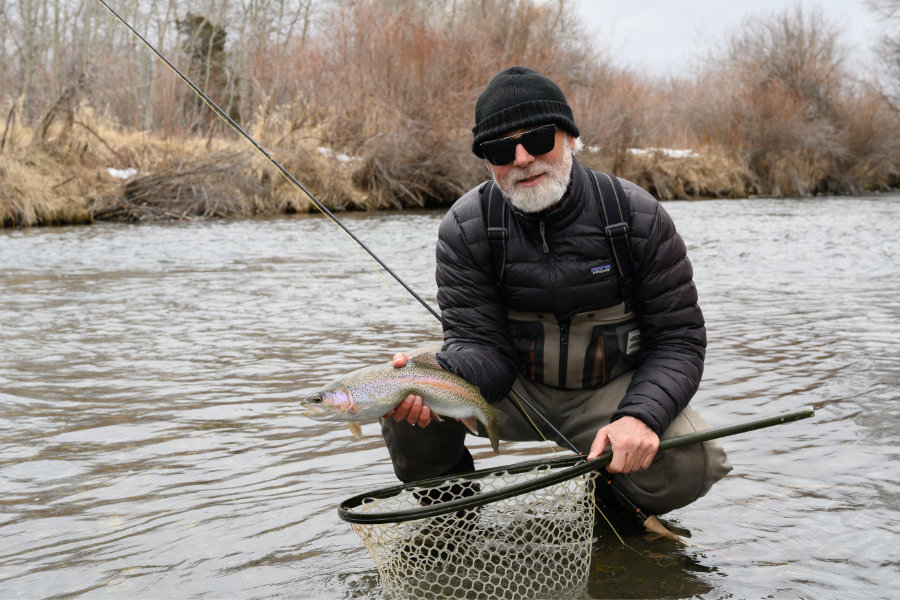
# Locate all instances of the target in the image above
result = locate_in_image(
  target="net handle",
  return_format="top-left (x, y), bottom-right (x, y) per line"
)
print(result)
top-left (338, 406), bottom-right (814, 524)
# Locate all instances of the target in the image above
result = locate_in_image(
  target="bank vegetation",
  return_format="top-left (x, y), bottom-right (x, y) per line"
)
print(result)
top-left (2, 0), bottom-right (899, 227)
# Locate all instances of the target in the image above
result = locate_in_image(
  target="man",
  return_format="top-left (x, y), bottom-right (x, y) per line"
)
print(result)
top-left (381, 66), bottom-right (730, 515)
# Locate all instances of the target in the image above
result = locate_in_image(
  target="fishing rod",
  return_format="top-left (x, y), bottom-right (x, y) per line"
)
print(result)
top-left (97, 0), bottom-right (642, 518)
top-left (93, 0), bottom-right (439, 322)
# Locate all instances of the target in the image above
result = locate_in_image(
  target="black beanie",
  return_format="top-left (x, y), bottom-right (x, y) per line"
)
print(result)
top-left (472, 66), bottom-right (580, 158)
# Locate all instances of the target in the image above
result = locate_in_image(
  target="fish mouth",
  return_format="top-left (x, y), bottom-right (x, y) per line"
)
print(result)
top-left (301, 391), bottom-right (329, 417)
top-left (300, 407), bottom-right (324, 417)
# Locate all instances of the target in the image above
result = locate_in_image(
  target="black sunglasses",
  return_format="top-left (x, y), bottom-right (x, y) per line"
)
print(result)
top-left (479, 124), bottom-right (557, 166)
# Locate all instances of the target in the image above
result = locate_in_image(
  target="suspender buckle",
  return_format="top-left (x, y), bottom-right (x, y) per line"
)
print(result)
top-left (604, 222), bottom-right (629, 237)
top-left (487, 227), bottom-right (508, 241)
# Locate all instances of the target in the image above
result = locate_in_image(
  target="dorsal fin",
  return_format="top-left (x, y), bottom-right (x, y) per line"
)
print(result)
top-left (408, 352), bottom-right (442, 370)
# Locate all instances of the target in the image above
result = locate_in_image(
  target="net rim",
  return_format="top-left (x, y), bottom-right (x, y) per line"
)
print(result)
top-left (338, 454), bottom-right (607, 524)
top-left (338, 408), bottom-right (817, 525)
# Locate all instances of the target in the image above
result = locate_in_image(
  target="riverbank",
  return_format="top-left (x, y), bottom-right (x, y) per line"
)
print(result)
top-left (2, 115), bottom-right (893, 228)
top-left (4, 3), bottom-right (900, 228)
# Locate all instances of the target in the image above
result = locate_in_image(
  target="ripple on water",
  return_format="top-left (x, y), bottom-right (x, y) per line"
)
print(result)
top-left (1, 198), bottom-right (899, 599)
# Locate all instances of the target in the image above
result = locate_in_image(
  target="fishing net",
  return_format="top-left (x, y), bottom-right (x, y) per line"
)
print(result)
top-left (339, 409), bottom-right (817, 599)
top-left (339, 456), bottom-right (599, 600)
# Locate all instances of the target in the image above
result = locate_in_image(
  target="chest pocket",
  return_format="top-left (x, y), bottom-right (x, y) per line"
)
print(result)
top-left (507, 303), bottom-right (640, 389)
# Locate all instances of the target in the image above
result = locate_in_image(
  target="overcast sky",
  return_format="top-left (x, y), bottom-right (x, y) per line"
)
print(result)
top-left (575, 0), bottom-right (883, 77)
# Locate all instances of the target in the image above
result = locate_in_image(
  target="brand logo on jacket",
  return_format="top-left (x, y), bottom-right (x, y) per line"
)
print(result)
top-left (590, 264), bottom-right (611, 275)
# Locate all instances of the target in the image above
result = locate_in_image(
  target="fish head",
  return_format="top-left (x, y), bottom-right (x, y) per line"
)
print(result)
top-left (300, 385), bottom-right (355, 421)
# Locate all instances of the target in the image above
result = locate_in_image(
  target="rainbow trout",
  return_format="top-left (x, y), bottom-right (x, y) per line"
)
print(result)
top-left (301, 353), bottom-right (503, 453)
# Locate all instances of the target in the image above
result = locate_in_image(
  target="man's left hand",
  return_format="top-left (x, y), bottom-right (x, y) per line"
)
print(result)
top-left (588, 416), bottom-right (659, 474)
top-left (382, 353), bottom-right (432, 428)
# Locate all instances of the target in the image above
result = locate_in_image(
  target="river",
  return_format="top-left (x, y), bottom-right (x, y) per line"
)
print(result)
top-left (1, 195), bottom-right (898, 599)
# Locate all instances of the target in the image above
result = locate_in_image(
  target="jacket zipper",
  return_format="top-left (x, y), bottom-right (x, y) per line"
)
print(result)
top-left (540, 218), bottom-right (568, 386)
top-left (558, 319), bottom-right (570, 387)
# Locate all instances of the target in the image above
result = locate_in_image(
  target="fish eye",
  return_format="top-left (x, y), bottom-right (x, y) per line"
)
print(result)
top-left (308, 394), bottom-right (323, 404)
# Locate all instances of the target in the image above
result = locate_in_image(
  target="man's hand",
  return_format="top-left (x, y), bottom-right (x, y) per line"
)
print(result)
top-left (382, 353), bottom-right (432, 427)
top-left (588, 416), bottom-right (659, 474)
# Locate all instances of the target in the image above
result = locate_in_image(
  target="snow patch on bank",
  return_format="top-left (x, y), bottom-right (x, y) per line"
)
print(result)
top-left (317, 147), bottom-right (355, 163)
top-left (107, 167), bottom-right (138, 180)
top-left (628, 148), bottom-right (700, 159)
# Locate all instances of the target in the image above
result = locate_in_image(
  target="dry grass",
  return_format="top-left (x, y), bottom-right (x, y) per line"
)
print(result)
top-left (0, 119), bottom-right (100, 227)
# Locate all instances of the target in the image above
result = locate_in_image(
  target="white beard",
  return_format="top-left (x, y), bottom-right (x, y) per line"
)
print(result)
top-left (491, 148), bottom-right (573, 213)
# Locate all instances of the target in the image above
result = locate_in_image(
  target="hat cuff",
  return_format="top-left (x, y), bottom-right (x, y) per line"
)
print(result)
top-left (472, 100), bottom-right (580, 158)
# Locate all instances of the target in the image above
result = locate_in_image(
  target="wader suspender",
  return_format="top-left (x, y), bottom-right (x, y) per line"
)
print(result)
top-left (485, 172), bottom-right (635, 299)
top-left (590, 171), bottom-right (635, 303)
top-left (485, 182), bottom-right (508, 283)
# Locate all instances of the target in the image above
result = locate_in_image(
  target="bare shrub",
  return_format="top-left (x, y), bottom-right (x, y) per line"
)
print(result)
top-left (298, 0), bottom-right (611, 206)
top-left (568, 67), bottom-right (655, 173)
top-left (351, 124), bottom-right (477, 209)
top-left (866, 0), bottom-right (900, 106)
top-left (826, 82), bottom-right (900, 192)
top-left (258, 135), bottom-right (367, 214)
top-left (90, 150), bottom-right (264, 222)
top-left (678, 5), bottom-right (874, 196)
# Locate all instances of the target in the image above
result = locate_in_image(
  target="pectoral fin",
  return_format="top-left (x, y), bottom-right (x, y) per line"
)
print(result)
top-left (460, 416), bottom-right (479, 435)
top-left (348, 422), bottom-right (363, 440)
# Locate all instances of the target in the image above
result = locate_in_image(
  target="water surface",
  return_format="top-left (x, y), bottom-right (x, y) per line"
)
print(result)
top-left (1, 196), bottom-right (898, 598)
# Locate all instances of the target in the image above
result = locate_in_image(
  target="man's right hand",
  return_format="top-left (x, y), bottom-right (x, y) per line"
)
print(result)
top-left (382, 353), bottom-right (432, 427)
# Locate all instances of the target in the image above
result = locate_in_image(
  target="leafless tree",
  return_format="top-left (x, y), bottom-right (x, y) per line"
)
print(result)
top-left (866, 0), bottom-right (900, 108)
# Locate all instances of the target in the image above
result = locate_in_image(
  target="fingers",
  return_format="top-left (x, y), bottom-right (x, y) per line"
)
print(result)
top-left (416, 404), bottom-right (431, 428)
top-left (384, 393), bottom-right (431, 427)
top-left (587, 431), bottom-right (609, 460)
top-left (606, 443), bottom-right (652, 474)
top-left (591, 418), bottom-right (659, 474)
top-left (392, 353), bottom-right (408, 369)
top-left (606, 442), bottom-right (656, 474)
top-left (607, 450), bottom-right (630, 474)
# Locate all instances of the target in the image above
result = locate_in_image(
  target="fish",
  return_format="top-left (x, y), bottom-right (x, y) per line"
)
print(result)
top-left (301, 353), bottom-right (504, 453)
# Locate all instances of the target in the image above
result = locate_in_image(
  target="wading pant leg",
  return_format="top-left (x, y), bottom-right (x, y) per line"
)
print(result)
top-left (380, 416), bottom-right (472, 483)
top-left (553, 371), bottom-right (732, 515)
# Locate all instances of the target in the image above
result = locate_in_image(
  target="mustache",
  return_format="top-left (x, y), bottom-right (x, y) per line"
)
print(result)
top-left (503, 164), bottom-right (547, 185)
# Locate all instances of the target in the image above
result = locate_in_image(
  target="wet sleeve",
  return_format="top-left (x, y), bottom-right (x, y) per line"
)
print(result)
top-left (433, 207), bottom-right (518, 403)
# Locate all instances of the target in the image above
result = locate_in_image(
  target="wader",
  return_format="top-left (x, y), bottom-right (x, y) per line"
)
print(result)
top-left (381, 349), bottom-right (731, 515)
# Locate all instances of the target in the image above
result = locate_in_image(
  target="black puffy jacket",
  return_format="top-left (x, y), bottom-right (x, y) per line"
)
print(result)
top-left (434, 159), bottom-right (705, 435)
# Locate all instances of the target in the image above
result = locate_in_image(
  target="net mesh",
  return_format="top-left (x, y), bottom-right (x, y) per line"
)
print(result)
top-left (345, 465), bottom-right (599, 600)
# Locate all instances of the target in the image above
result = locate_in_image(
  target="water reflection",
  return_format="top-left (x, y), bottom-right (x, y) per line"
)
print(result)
top-left (583, 513), bottom-right (718, 599)
top-left (1, 197), bottom-right (898, 599)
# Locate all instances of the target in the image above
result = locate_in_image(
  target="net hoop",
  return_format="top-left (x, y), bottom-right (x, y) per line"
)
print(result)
top-left (339, 407), bottom-right (817, 524)
top-left (339, 454), bottom-right (605, 524)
